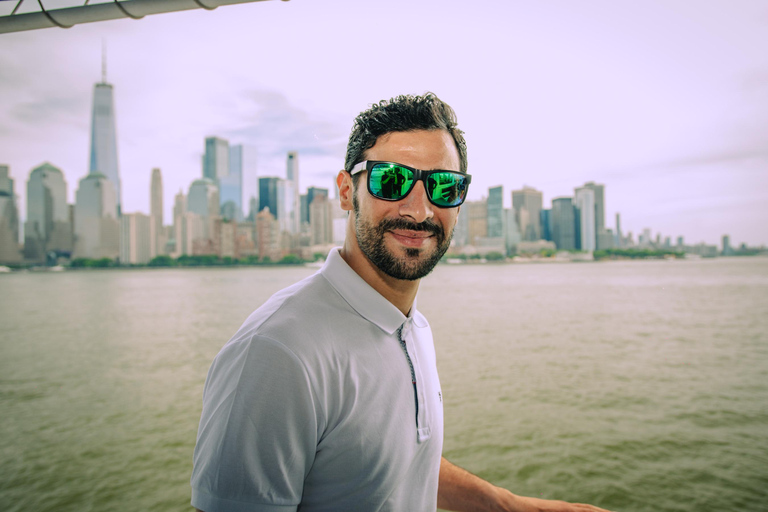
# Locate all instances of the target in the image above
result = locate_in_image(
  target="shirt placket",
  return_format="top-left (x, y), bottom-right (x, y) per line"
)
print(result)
top-left (398, 320), bottom-right (430, 443)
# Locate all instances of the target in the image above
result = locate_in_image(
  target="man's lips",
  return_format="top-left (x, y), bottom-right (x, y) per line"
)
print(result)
top-left (388, 229), bottom-right (435, 247)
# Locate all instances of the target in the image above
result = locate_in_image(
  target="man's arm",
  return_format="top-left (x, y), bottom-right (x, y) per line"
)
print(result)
top-left (437, 457), bottom-right (613, 512)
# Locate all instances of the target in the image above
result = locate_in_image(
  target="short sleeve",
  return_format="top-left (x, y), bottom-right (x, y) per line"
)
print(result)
top-left (191, 335), bottom-right (320, 512)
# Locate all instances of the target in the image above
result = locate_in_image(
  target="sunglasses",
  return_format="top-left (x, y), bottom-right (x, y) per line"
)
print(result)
top-left (350, 161), bottom-right (472, 208)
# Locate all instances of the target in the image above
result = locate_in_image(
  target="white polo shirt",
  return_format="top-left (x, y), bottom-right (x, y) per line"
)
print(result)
top-left (191, 248), bottom-right (444, 512)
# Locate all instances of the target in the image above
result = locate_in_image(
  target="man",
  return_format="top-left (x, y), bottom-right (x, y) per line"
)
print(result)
top-left (191, 93), bottom-right (611, 512)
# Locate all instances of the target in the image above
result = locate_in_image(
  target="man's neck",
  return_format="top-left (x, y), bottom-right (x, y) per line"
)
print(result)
top-left (338, 245), bottom-right (419, 317)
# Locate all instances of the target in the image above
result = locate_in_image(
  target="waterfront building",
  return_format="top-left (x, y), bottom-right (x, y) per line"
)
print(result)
top-left (150, 168), bottom-right (164, 257)
top-left (234, 145), bottom-right (258, 220)
top-left (259, 176), bottom-right (284, 218)
top-left (309, 194), bottom-right (333, 245)
top-left (464, 199), bottom-right (488, 246)
top-left (503, 208), bottom-right (521, 255)
top-left (512, 186), bottom-right (542, 241)
top-left (638, 228), bottom-right (653, 248)
top-left (89, 68), bottom-right (121, 214)
top-left (175, 211), bottom-right (204, 256)
top-left (25, 163), bottom-right (73, 261)
top-left (722, 235), bottom-right (734, 256)
top-left (452, 203), bottom-right (469, 247)
top-left (120, 212), bottom-right (152, 264)
top-left (74, 173), bottom-right (119, 259)
top-left (299, 194), bottom-right (309, 231)
top-left (221, 144), bottom-right (246, 221)
top-left (615, 213), bottom-right (623, 248)
top-left (574, 187), bottom-right (596, 251)
top-left (551, 197), bottom-right (576, 250)
top-left (597, 229), bottom-right (616, 250)
top-left (187, 179), bottom-right (219, 219)
top-left (0, 165), bottom-right (22, 264)
top-left (487, 185), bottom-right (503, 238)
top-left (247, 197), bottom-right (259, 221)
top-left (331, 202), bottom-right (347, 245)
top-left (540, 208), bottom-right (552, 241)
top-left (0, 165), bottom-right (18, 243)
top-left (256, 207), bottom-right (281, 261)
top-left (203, 137), bottom-right (229, 182)
top-left (306, 187), bottom-right (329, 224)
top-left (286, 152), bottom-right (300, 234)
top-left (576, 181), bottom-right (612, 249)
top-left (212, 218), bottom-right (237, 258)
top-left (187, 178), bottom-right (219, 246)
top-left (0, 165), bottom-right (12, 195)
top-left (577, 182), bottom-right (605, 233)
top-left (282, 180), bottom-right (297, 234)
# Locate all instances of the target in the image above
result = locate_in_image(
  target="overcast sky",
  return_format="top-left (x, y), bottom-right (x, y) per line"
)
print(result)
top-left (1, 0), bottom-right (767, 246)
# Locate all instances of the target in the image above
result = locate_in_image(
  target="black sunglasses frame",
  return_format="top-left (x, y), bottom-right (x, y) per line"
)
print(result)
top-left (349, 160), bottom-right (472, 208)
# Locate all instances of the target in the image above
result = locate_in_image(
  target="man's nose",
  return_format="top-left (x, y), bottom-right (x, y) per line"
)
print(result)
top-left (398, 180), bottom-right (434, 224)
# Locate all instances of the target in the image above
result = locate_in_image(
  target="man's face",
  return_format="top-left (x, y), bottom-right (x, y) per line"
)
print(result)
top-left (350, 129), bottom-right (462, 281)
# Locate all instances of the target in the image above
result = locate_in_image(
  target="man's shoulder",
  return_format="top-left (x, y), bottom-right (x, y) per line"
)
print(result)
top-left (226, 270), bottom-right (357, 355)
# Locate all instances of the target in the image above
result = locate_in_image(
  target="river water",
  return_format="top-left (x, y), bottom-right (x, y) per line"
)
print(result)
top-left (1, 257), bottom-right (767, 511)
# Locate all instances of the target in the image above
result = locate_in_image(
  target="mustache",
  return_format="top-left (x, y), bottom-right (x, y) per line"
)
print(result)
top-left (378, 218), bottom-right (443, 237)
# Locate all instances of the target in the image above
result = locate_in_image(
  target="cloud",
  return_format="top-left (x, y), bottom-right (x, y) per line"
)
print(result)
top-left (223, 88), bottom-right (348, 161)
top-left (9, 94), bottom-right (88, 127)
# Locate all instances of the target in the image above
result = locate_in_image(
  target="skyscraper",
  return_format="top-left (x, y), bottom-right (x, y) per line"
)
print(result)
top-left (187, 179), bottom-right (220, 219)
top-left (150, 168), bottom-right (163, 257)
top-left (187, 178), bottom-right (219, 244)
top-left (203, 137), bottom-right (230, 182)
top-left (286, 152), bottom-right (300, 234)
top-left (25, 162), bottom-right (72, 260)
top-left (540, 209), bottom-right (552, 241)
top-left (0, 165), bottom-right (22, 263)
top-left (576, 181), bottom-right (607, 248)
top-left (74, 173), bottom-right (119, 259)
top-left (309, 194), bottom-right (333, 245)
top-left (224, 144), bottom-right (256, 221)
top-left (512, 186), bottom-right (543, 241)
top-left (577, 182), bottom-right (605, 233)
top-left (236, 145), bottom-right (258, 218)
top-left (305, 187), bottom-right (329, 224)
top-left (551, 197), bottom-right (576, 250)
top-left (464, 199), bottom-right (488, 245)
top-left (120, 213), bottom-right (152, 264)
top-left (151, 168), bottom-right (163, 228)
top-left (88, 58), bottom-right (121, 214)
top-left (259, 177), bottom-right (284, 222)
top-left (487, 186), bottom-right (503, 238)
top-left (574, 187), bottom-right (596, 251)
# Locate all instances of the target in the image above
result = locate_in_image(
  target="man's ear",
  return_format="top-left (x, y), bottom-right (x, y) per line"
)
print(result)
top-left (337, 170), bottom-right (354, 212)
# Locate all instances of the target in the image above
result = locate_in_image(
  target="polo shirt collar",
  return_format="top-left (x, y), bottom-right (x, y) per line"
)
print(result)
top-left (321, 248), bottom-right (417, 335)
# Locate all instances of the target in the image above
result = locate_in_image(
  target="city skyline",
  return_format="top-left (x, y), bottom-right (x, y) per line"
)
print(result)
top-left (1, 0), bottom-right (767, 246)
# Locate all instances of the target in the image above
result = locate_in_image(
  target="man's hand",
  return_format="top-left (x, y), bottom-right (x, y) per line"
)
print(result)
top-left (490, 490), bottom-right (614, 512)
top-left (438, 457), bottom-right (613, 512)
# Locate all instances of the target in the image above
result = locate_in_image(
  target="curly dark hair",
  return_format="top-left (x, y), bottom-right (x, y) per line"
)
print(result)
top-left (344, 93), bottom-right (468, 185)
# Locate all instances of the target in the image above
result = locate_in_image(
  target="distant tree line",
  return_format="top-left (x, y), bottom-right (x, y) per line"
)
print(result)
top-left (68, 253), bottom-right (312, 269)
top-left (592, 248), bottom-right (684, 260)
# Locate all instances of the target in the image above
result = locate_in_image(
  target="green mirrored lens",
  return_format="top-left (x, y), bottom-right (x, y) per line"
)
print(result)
top-left (427, 172), bottom-right (468, 207)
top-left (370, 164), bottom-right (414, 200)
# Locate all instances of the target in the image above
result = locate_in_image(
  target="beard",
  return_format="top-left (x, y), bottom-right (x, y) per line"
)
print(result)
top-left (352, 192), bottom-right (454, 281)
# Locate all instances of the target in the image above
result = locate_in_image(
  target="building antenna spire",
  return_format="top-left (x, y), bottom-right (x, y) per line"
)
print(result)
top-left (101, 39), bottom-right (107, 83)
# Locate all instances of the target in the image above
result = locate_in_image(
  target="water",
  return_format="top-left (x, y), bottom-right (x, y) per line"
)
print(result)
top-left (1, 258), bottom-right (767, 511)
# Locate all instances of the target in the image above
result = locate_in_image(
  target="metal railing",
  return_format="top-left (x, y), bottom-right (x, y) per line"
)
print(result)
top-left (0, 0), bottom-right (282, 34)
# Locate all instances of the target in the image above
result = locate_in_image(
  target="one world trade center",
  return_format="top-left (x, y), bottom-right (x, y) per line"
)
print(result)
top-left (88, 53), bottom-right (121, 215)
